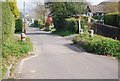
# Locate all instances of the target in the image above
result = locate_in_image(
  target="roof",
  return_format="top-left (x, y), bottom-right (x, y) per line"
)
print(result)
top-left (88, 1), bottom-right (119, 13)
top-left (88, 5), bottom-right (104, 13)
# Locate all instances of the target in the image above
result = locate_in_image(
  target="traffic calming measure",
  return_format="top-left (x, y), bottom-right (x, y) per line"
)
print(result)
top-left (21, 33), bottom-right (26, 41)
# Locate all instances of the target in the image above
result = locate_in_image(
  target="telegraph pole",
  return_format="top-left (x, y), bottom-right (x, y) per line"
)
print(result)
top-left (23, 2), bottom-right (26, 33)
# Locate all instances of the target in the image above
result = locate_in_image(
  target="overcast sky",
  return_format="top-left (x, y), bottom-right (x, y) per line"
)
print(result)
top-left (16, 0), bottom-right (111, 12)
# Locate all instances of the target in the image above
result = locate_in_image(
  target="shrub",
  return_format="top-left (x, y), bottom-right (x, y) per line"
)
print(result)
top-left (2, 35), bottom-right (33, 78)
top-left (34, 20), bottom-right (39, 27)
top-left (53, 17), bottom-right (67, 31)
top-left (15, 18), bottom-right (22, 32)
top-left (73, 33), bottom-right (120, 57)
top-left (92, 15), bottom-right (103, 20)
top-left (2, 2), bottom-right (15, 35)
top-left (7, 1), bottom-right (19, 18)
top-left (66, 20), bottom-right (78, 33)
top-left (104, 13), bottom-right (120, 27)
top-left (52, 30), bottom-right (75, 36)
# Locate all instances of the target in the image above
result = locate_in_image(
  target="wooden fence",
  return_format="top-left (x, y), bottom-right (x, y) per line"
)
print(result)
top-left (93, 23), bottom-right (120, 40)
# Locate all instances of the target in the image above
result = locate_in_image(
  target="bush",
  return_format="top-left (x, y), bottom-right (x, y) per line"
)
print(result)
top-left (53, 17), bottom-right (67, 31)
top-left (66, 16), bottom-right (88, 33)
top-left (34, 20), bottom-right (39, 27)
top-left (92, 15), bottom-right (103, 20)
top-left (52, 30), bottom-right (75, 36)
top-left (104, 13), bottom-right (120, 27)
top-left (66, 20), bottom-right (78, 33)
top-left (2, 2), bottom-right (15, 35)
top-left (2, 35), bottom-right (33, 78)
top-left (15, 18), bottom-right (22, 32)
top-left (7, 1), bottom-right (19, 18)
top-left (73, 33), bottom-right (120, 57)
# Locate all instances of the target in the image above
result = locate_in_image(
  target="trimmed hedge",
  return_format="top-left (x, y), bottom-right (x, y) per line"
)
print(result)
top-left (2, 2), bottom-right (15, 35)
top-left (66, 20), bottom-right (78, 33)
top-left (65, 16), bottom-right (88, 33)
top-left (15, 18), bottom-right (22, 32)
top-left (92, 15), bottom-right (103, 20)
top-left (104, 13), bottom-right (120, 28)
top-left (53, 17), bottom-right (67, 31)
top-left (73, 33), bottom-right (120, 57)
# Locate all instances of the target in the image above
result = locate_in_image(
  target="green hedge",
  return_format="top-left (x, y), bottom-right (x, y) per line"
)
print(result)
top-left (73, 33), bottom-right (120, 57)
top-left (53, 17), bottom-right (67, 31)
top-left (2, 2), bottom-right (15, 35)
top-left (65, 16), bottom-right (88, 33)
top-left (34, 20), bottom-right (39, 27)
top-left (66, 20), bottom-right (78, 33)
top-left (104, 13), bottom-right (120, 27)
top-left (92, 15), bottom-right (103, 20)
top-left (15, 18), bottom-right (22, 32)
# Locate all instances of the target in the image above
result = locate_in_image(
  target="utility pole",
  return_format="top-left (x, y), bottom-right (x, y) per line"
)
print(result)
top-left (23, 2), bottom-right (26, 33)
top-left (21, 2), bottom-right (26, 41)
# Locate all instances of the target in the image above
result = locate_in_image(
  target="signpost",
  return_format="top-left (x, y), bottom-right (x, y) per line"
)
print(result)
top-left (78, 18), bottom-right (83, 34)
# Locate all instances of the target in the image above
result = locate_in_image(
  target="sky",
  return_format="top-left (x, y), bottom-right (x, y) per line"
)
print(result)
top-left (17, 0), bottom-right (107, 11)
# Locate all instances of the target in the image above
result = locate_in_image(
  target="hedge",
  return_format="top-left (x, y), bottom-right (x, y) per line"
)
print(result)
top-left (65, 16), bottom-right (88, 33)
top-left (2, 2), bottom-right (15, 35)
top-left (15, 18), bottom-right (22, 32)
top-left (92, 15), bottom-right (103, 20)
top-left (104, 13), bottom-right (120, 28)
top-left (66, 20), bottom-right (78, 33)
top-left (73, 33), bottom-right (120, 57)
top-left (53, 17), bottom-right (67, 31)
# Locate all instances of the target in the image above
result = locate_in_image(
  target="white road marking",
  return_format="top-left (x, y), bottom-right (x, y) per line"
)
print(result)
top-left (18, 54), bottom-right (38, 73)
top-left (30, 70), bottom-right (36, 73)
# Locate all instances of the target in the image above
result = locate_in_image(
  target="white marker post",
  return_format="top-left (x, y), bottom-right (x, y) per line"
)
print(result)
top-left (89, 30), bottom-right (94, 37)
top-left (78, 19), bottom-right (83, 34)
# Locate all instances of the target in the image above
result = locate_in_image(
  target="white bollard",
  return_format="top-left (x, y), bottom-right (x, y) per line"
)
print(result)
top-left (21, 33), bottom-right (26, 41)
top-left (79, 29), bottom-right (83, 34)
top-left (89, 30), bottom-right (94, 37)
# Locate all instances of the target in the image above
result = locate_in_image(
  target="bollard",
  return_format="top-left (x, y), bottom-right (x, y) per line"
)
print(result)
top-left (24, 29), bottom-right (27, 34)
top-left (21, 33), bottom-right (26, 41)
top-left (89, 30), bottom-right (94, 37)
top-left (79, 29), bottom-right (83, 34)
top-left (24, 30), bottom-right (26, 34)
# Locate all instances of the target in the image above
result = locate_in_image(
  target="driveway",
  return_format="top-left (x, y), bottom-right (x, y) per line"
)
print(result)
top-left (14, 27), bottom-right (118, 79)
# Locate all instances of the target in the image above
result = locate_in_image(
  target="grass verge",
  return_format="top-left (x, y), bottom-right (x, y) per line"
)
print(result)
top-left (1, 35), bottom-right (33, 79)
top-left (52, 31), bottom-right (75, 37)
top-left (73, 32), bottom-right (120, 59)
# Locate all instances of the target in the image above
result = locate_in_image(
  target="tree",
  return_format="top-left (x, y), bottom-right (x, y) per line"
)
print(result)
top-left (7, 0), bottom-right (19, 18)
top-left (45, 2), bottom-right (88, 31)
top-left (29, 2), bottom-right (48, 21)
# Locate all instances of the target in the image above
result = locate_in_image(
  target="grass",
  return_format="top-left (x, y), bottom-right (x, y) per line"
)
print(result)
top-left (52, 31), bottom-right (75, 37)
top-left (73, 32), bottom-right (120, 59)
top-left (1, 35), bottom-right (33, 79)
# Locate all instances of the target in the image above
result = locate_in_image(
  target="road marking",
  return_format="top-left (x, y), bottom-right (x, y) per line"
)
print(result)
top-left (30, 70), bottom-right (36, 73)
top-left (18, 54), bottom-right (38, 73)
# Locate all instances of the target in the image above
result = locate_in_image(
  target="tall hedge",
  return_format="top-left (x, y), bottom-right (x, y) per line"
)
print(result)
top-left (2, 2), bottom-right (15, 35)
top-left (66, 20), bottom-right (78, 33)
top-left (15, 18), bottom-right (22, 32)
top-left (104, 13), bottom-right (120, 28)
top-left (7, 0), bottom-right (19, 18)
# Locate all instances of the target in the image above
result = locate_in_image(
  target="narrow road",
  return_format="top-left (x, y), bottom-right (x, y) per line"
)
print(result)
top-left (15, 27), bottom-right (118, 79)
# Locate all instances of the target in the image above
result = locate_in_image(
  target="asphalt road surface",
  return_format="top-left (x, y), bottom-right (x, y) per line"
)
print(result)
top-left (14, 27), bottom-right (118, 79)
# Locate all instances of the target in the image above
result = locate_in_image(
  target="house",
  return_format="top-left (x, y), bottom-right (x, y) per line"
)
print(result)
top-left (87, 5), bottom-right (105, 16)
top-left (86, 1), bottom-right (119, 16)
